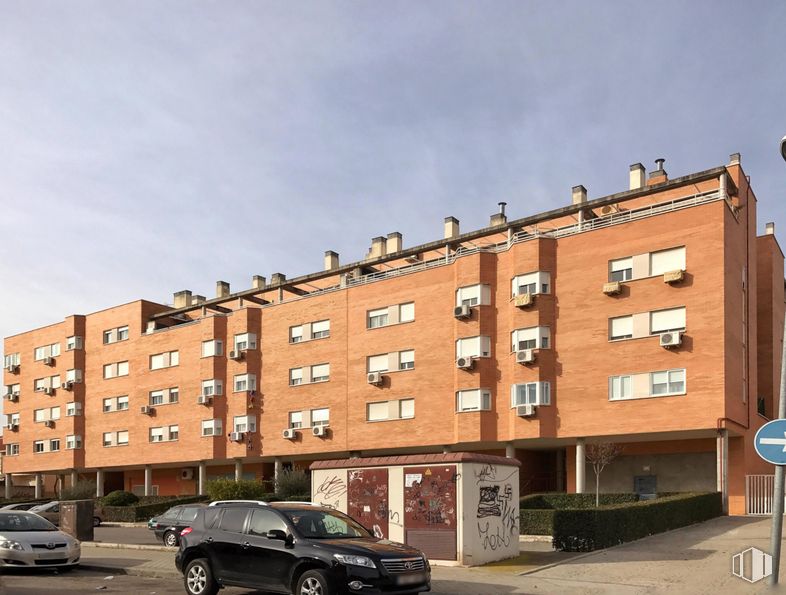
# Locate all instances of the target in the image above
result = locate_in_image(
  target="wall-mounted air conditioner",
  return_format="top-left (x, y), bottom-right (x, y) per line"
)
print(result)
top-left (516, 349), bottom-right (535, 364)
top-left (516, 404), bottom-right (535, 417)
top-left (456, 356), bottom-right (475, 370)
top-left (454, 304), bottom-right (471, 319)
top-left (659, 331), bottom-right (683, 348)
top-left (140, 405), bottom-right (154, 415)
top-left (367, 372), bottom-right (382, 385)
top-left (283, 428), bottom-right (297, 440)
top-left (312, 425), bottom-right (328, 437)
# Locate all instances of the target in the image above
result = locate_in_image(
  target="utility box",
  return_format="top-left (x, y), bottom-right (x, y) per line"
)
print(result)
top-left (311, 453), bottom-right (520, 566)
top-left (60, 499), bottom-right (94, 542)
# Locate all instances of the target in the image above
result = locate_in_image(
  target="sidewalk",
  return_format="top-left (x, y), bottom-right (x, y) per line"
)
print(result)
top-left (81, 544), bottom-right (180, 579)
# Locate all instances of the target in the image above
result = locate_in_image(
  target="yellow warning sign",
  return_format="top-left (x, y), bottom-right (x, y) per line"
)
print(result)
top-left (424, 468), bottom-right (432, 476)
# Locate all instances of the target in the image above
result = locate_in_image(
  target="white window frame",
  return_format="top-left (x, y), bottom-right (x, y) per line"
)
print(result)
top-left (65, 336), bottom-right (83, 351)
top-left (290, 325), bottom-right (304, 343)
top-left (650, 307), bottom-right (687, 334)
top-left (311, 320), bottom-right (330, 339)
top-left (650, 368), bottom-right (686, 396)
top-left (201, 340), bottom-right (223, 358)
top-left (201, 419), bottom-right (222, 437)
top-left (399, 350), bottom-right (415, 370)
top-left (456, 336), bottom-right (491, 359)
top-left (609, 316), bottom-right (634, 341)
top-left (610, 257), bottom-right (633, 282)
top-left (65, 402), bottom-right (82, 416)
top-left (512, 272), bottom-right (551, 297)
top-left (367, 308), bottom-right (389, 329)
top-left (234, 333), bottom-right (257, 351)
top-left (608, 375), bottom-right (633, 401)
top-left (65, 435), bottom-right (82, 450)
top-left (456, 284), bottom-right (490, 307)
top-left (367, 401), bottom-right (389, 422)
top-left (6, 443), bottom-right (20, 456)
top-left (510, 382), bottom-right (551, 407)
top-left (289, 368), bottom-right (303, 386)
top-left (233, 415), bottom-right (256, 433)
top-left (399, 302), bottom-right (415, 323)
top-left (311, 408), bottom-right (329, 426)
top-left (399, 398), bottom-right (415, 419)
top-left (4, 353), bottom-right (20, 367)
top-left (367, 354), bottom-right (389, 374)
top-left (233, 373), bottom-right (257, 393)
top-left (289, 411), bottom-right (303, 429)
top-left (201, 379), bottom-right (223, 397)
top-left (512, 327), bottom-right (550, 351)
top-left (649, 246), bottom-right (686, 276)
top-left (456, 389), bottom-right (492, 412)
top-left (150, 351), bottom-right (178, 370)
top-left (311, 363), bottom-right (330, 383)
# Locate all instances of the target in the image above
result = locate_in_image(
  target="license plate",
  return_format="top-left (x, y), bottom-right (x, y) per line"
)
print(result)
top-left (396, 572), bottom-right (426, 585)
top-left (37, 552), bottom-right (63, 559)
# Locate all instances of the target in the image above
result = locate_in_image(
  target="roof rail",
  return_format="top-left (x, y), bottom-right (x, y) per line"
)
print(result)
top-left (208, 500), bottom-right (269, 507)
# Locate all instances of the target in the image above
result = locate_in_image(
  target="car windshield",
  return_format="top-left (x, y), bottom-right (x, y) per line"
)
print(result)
top-left (0, 513), bottom-right (57, 532)
top-left (281, 508), bottom-right (370, 539)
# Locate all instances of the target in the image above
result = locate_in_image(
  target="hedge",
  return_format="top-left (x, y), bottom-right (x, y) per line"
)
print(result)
top-left (519, 509), bottom-right (554, 535)
top-left (103, 495), bottom-right (209, 522)
top-left (520, 492), bottom-right (640, 510)
top-left (551, 492), bottom-right (722, 552)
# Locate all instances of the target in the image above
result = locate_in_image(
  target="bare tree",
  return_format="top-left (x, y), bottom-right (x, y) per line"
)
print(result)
top-left (586, 443), bottom-right (623, 507)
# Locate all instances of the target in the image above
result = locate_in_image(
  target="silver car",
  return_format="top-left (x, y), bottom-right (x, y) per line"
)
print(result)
top-left (0, 511), bottom-right (80, 568)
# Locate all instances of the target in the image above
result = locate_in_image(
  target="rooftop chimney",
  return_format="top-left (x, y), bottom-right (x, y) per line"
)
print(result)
top-left (648, 158), bottom-right (667, 184)
top-left (369, 236), bottom-right (387, 259)
top-left (271, 272), bottom-right (286, 285)
top-left (729, 152), bottom-right (741, 166)
top-left (324, 250), bottom-right (339, 271)
top-left (173, 290), bottom-right (193, 308)
top-left (766, 222), bottom-right (775, 235)
top-left (216, 281), bottom-right (230, 298)
top-left (629, 163), bottom-right (646, 190)
top-left (252, 275), bottom-right (266, 290)
top-left (490, 202), bottom-right (507, 226)
top-left (386, 232), bottom-right (402, 253)
top-left (444, 216), bottom-right (460, 239)
top-left (571, 185), bottom-right (587, 205)
top-left (193, 295), bottom-right (206, 304)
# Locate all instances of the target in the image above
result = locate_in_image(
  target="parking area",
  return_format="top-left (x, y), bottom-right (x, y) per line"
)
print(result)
top-left (93, 525), bottom-right (160, 546)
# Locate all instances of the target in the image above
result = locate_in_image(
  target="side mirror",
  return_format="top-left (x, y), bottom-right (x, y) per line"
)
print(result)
top-left (265, 529), bottom-right (287, 541)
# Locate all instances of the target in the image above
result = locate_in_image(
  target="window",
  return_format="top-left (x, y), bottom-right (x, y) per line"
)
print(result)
top-left (103, 361), bottom-right (129, 379)
top-left (399, 350), bottom-right (415, 370)
top-left (150, 427), bottom-right (165, 443)
top-left (65, 435), bottom-right (82, 450)
top-left (103, 398), bottom-right (114, 412)
top-left (117, 326), bottom-right (129, 341)
top-left (4, 353), bottom-right (20, 368)
top-left (234, 333), bottom-right (257, 351)
top-left (399, 302), bottom-right (415, 323)
top-left (34, 407), bottom-right (60, 422)
top-left (511, 382), bottom-right (551, 407)
top-left (289, 368), bottom-right (303, 386)
top-left (456, 284), bottom-right (490, 307)
top-left (117, 395), bottom-right (129, 410)
top-left (169, 425), bottom-right (179, 440)
top-left (117, 431), bottom-right (129, 445)
top-left (66, 336), bottom-right (83, 351)
top-left (150, 388), bottom-right (178, 406)
top-left (311, 363), bottom-right (330, 383)
top-left (367, 402), bottom-right (389, 422)
top-left (234, 374), bottom-right (257, 393)
top-left (609, 375), bottom-right (632, 400)
top-left (366, 399), bottom-right (415, 422)
top-left (65, 402), bottom-right (81, 416)
top-left (5, 383), bottom-right (20, 396)
top-left (50, 439), bottom-right (60, 452)
top-left (367, 354), bottom-right (389, 374)
top-left (311, 408), bottom-right (329, 426)
top-left (456, 389), bottom-right (492, 412)
top-left (399, 398), bottom-right (415, 419)
top-left (201, 380), bottom-right (223, 397)
top-left (201, 340), bottom-right (223, 357)
top-left (6, 443), bottom-right (20, 456)
top-left (650, 247), bottom-right (686, 276)
top-left (290, 325), bottom-right (303, 343)
top-left (150, 351), bottom-right (179, 370)
top-left (103, 326), bottom-right (129, 344)
top-left (5, 413), bottom-right (19, 427)
top-left (512, 272), bottom-right (551, 296)
top-left (248, 509), bottom-right (287, 536)
top-left (234, 415), bottom-right (256, 433)
top-left (610, 257), bottom-right (633, 282)
top-left (34, 441), bottom-right (45, 454)
top-left (610, 316), bottom-right (633, 340)
top-left (311, 320), bottom-right (330, 339)
top-left (289, 411), bottom-right (303, 429)
top-left (201, 419), bottom-right (222, 437)
top-left (650, 307), bottom-right (686, 334)
top-left (650, 369), bottom-right (686, 396)
top-left (512, 327), bottom-right (550, 351)
top-left (34, 343), bottom-right (60, 361)
top-left (66, 369), bottom-right (82, 383)
top-left (102, 431), bottom-right (128, 447)
top-left (367, 308), bottom-right (389, 329)
top-left (219, 508), bottom-right (248, 533)
top-left (456, 336), bottom-right (491, 359)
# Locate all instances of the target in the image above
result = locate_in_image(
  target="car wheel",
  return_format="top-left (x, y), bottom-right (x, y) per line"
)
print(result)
top-left (92, 516), bottom-right (101, 527)
top-left (184, 558), bottom-right (219, 595)
top-left (296, 569), bottom-right (332, 595)
top-left (163, 530), bottom-right (179, 547)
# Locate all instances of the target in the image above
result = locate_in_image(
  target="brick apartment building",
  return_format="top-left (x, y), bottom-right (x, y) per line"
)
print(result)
top-left (2, 154), bottom-right (781, 515)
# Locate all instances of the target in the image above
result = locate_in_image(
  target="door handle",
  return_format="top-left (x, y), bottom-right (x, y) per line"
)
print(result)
top-left (242, 542), bottom-right (250, 549)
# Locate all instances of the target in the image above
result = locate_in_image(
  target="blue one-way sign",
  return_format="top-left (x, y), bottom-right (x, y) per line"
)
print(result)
top-left (755, 420), bottom-right (786, 465)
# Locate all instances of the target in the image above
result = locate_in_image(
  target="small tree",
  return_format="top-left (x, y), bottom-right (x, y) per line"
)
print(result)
top-left (586, 443), bottom-right (623, 507)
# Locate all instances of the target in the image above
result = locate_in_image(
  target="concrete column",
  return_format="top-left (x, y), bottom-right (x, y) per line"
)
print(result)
top-left (274, 458), bottom-right (282, 491)
top-left (57, 474), bottom-right (65, 497)
top-left (96, 469), bottom-right (105, 497)
top-left (234, 459), bottom-right (243, 482)
top-left (505, 442), bottom-right (515, 458)
top-left (575, 438), bottom-right (586, 494)
top-left (4, 474), bottom-right (12, 499)
top-left (144, 465), bottom-right (153, 497)
top-left (198, 461), bottom-right (207, 496)
top-left (556, 450), bottom-right (565, 492)
top-left (34, 474), bottom-right (43, 499)
top-left (70, 470), bottom-right (78, 489)
top-left (717, 430), bottom-right (729, 514)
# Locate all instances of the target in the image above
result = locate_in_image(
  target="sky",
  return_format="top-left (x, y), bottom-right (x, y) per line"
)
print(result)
top-left (1, 0), bottom-right (786, 357)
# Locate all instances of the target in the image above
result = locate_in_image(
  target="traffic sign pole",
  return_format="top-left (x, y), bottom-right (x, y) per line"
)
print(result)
top-left (767, 311), bottom-right (786, 586)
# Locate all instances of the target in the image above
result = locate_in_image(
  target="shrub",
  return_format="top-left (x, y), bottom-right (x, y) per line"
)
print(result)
top-left (275, 469), bottom-right (310, 500)
top-left (103, 495), bottom-right (209, 522)
top-left (519, 509), bottom-right (554, 535)
top-left (520, 492), bottom-right (639, 510)
top-left (551, 492), bottom-right (722, 552)
top-left (61, 480), bottom-right (97, 501)
top-left (205, 478), bottom-right (267, 501)
top-left (101, 490), bottom-right (139, 507)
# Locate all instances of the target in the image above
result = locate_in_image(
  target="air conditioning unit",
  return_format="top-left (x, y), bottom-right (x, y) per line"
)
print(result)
top-left (312, 425), bottom-right (328, 437)
top-left (367, 372), bottom-right (382, 385)
top-left (6, 422), bottom-right (18, 431)
top-left (229, 350), bottom-right (244, 361)
top-left (44, 420), bottom-right (54, 428)
top-left (229, 431), bottom-right (245, 442)
top-left (516, 404), bottom-right (535, 417)
top-left (140, 405), bottom-right (154, 415)
top-left (660, 331), bottom-right (683, 348)
top-left (61, 381), bottom-right (73, 391)
top-left (454, 304), bottom-right (471, 319)
top-left (663, 269), bottom-right (684, 284)
top-left (197, 395), bottom-right (213, 405)
top-left (514, 293), bottom-right (534, 308)
top-left (5, 393), bottom-right (18, 402)
top-left (516, 349), bottom-right (535, 364)
top-left (5, 364), bottom-right (19, 373)
top-left (456, 356), bottom-right (475, 370)
top-left (180, 468), bottom-right (194, 480)
top-left (43, 387), bottom-right (55, 396)
top-left (43, 356), bottom-right (55, 366)
top-left (602, 281), bottom-right (621, 295)
top-left (282, 428), bottom-right (297, 440)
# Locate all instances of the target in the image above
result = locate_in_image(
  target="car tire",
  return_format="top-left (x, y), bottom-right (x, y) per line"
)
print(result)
top-left (92, 516), bottom-right (101, 527)
top-left (163, 530), bottom-right (179, 547)
top-left (184, 558), bottom-right (219, 595)
top-left (296, 569), bottom-right (332, 595)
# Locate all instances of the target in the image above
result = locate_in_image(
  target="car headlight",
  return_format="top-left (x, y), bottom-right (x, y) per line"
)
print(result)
top-left (334, 554), bottom-right (376, 568)
top-left (0, 540), bottom-right (23, 551)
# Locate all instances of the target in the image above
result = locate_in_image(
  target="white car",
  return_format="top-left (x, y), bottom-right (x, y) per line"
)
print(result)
top-left (0, 511), bottom-right (80, 568)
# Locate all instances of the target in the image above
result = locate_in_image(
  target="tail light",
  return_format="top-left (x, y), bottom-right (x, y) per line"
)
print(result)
top-left (180, 527), bottom-right (193, 536)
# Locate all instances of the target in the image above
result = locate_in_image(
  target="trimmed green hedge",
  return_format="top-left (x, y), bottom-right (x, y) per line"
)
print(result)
top-left (520, 492), bottom-right (640, 510)
top-left (551, 492), bottom-right (722, 552)
top-left (103, 495), bottom-right (209, 522)
top-left (519, 509), bottom-right (554, 535)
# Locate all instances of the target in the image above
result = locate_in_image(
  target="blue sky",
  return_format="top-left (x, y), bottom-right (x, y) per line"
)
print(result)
top-left (1, 0), bottom-right (785, 352)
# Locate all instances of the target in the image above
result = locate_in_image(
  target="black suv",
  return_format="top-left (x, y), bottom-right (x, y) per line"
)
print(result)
top-left (148, 503), bottom-right (206, 547)
top-left (175, 501), bottom-right (431, 595)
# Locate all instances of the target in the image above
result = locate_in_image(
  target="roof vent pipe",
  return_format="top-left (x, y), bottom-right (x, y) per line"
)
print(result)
top-left (490, 202), bottom-right (508, 226)
top-left (655, 158), bottom-right (665, 171)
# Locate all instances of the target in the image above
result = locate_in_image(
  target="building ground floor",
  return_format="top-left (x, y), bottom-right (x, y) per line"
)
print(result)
top-left (2, 425), bottom-right (772, 516)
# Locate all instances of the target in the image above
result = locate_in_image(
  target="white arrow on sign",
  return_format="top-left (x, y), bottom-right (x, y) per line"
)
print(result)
top-left (760, 432), bottom-right (786, 452)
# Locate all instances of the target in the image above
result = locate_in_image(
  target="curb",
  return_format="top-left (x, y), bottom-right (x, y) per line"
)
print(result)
top-left (100, 522), bottom-right (148, 528)
top-left (79, 563), bottom-right (180, 580)
top-left (83, 542), bottom-right (172, 552)
top-left (519, 535), bottom-right (552, 543)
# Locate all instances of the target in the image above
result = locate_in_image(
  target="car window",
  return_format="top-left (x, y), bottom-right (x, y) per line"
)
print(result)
top-left (282, 509), bottom-right (369, 539)
top-left (0, 513), bottom-right (57, 531)
top-left (164, 507), bottom-right (183, 521)
top-left (204, 508), bottom-right (221, 529)
top-left (247, 509), bottom-right (287, 536)
top-left (179, 507), bottom-right (200, 522)
top-left (218, 508), bottom-right (248, 533)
